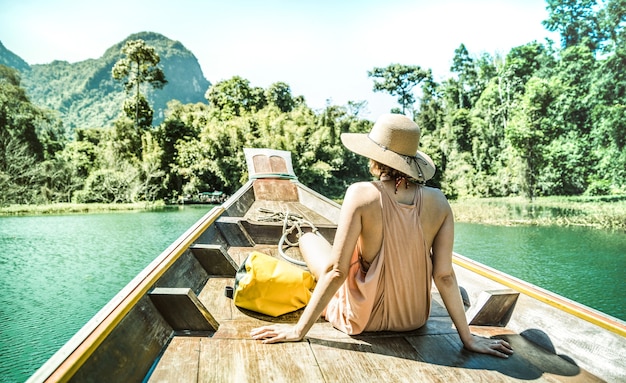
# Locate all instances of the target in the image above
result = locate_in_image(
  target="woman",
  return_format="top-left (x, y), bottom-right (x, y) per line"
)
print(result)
top-left (251, 113), bottom-right (513, 358)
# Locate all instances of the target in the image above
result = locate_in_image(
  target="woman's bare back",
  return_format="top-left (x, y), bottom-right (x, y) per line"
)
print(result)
top-left (347, 180), bottom-right (451, 266)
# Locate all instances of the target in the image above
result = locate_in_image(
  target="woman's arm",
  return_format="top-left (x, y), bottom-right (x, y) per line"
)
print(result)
top-left (250, 184), bottom-right (366, 343)
top-left (431, 196), bottom-right (513, 358)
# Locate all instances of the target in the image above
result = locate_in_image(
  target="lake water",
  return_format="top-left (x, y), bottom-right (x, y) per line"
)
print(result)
top-left (1, 208), bottom-right (624, 382)
top-left (0, 206), bottom-right (210, 383)
top-left (454, 223), bottom-right (626, 321)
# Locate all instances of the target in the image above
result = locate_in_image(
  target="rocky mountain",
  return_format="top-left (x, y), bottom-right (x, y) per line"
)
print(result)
top-left (1, 32), bottom-right (211, 130)
top-left (0, 41), bottom-right (30, 72)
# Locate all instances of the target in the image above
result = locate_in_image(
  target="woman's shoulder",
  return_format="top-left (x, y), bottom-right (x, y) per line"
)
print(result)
top-left (421, 186), bottom-right (452, 210)
top-left (421, 185), bottom-right (446, 198)
top-left (344, 182), bottom-right (380, 205)
top-left (346, 181), bottom-right (379, 195)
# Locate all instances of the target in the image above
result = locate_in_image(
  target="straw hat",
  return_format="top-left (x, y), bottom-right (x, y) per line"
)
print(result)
top-left (340, 113), bottom-right (435, 181)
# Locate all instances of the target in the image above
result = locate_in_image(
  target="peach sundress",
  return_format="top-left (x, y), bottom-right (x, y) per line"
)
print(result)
top-left (324, 181), bottom-right (432, 334)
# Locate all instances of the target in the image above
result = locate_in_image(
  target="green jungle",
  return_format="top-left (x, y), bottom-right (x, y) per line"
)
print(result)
top-left (1, 0), bottom-right (625, 231)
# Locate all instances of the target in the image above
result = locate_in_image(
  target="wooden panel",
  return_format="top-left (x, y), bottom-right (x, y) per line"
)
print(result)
top-left (223, 183), bottom-right (256, 217)
top-left (190, 244), bottom-right (238, 277)
top-left (155, 251), bottom-right (209, 295)
top-left (240, 220), bottom-right (287, 245)
top-left (466, 289), bottom-right (519, 326)
top-left (149, 288), bottom-right (219, 332)
top-left (296, 185), bottom-right (341, 223)
top-left (197, 278), bottom-right (235, 322)
top-left (69, 296), bottom-right (172, 383)
top-left (269, 155), bottom-right (289, 173)
top-left (252, 154), bottom-right (272, 173)
top-left (194, 222), bottom-right (230, 248)
top-left (198, 338), bottom-right (324, 383)
top-left (211, 319), bottom-right (270, 340)
top-left (253, 179), bottom-right (299, 201)
top-left (216, 217), bottom-right (255, 247)
top-left (147, 337), bottom-right (200, 383)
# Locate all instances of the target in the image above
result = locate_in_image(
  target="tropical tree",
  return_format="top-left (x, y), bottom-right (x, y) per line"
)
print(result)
top-left (450, 44), bottom-right (479, 109)
top-left (598, 0), bottom-right (626, 54)
top-left (112, 39), bottom-right (167, 130)
top-left (265, 82), bottom-right (295, 113)
top-left (542, 0), bottom-right (603, 51)
top-left (0, 65), bottom-right (46, 160)
top-left (205, 76), bottom-right (266, 118)
top-left (506, 77), bottom-right (557, 199)
top-left (368, 64), bottom-right (430, 116)
top-left (0, 65), bottom-right (63, 204)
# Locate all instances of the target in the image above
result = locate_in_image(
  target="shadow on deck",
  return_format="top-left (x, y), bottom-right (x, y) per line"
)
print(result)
top-left (147, 279), bottom-right (600, 383)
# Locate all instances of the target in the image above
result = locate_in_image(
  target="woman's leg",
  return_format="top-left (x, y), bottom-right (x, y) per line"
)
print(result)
top-left (299, 232), bottom-right (332, 280)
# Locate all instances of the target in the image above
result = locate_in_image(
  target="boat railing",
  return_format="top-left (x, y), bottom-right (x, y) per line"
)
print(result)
top-left (452, 252), bottom-right (626, 337)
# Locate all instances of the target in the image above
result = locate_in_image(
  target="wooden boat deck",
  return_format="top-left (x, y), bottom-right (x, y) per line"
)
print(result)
top-left (28, 150), bottom-right (623, 383)
top-left (147, 246), bottom-right (603, 383)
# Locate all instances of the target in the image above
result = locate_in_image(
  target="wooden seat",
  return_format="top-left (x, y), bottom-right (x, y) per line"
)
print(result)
top-left (149, 287), bottom-right (219, 333)
top-left (466, 289), bottom-right (520, 326)
top-left (190, 244), bottom-right (239, 277)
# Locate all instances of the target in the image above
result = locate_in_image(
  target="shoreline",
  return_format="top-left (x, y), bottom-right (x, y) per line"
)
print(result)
top-left (449, 196), bottom-right (626, 232)
top-left (0, 201), bottom-right (170, 215)
top-left (2, 197), bottom-right (625, 232)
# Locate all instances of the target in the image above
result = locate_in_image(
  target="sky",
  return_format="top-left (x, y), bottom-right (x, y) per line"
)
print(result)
top-left (0, 0), bottom-right (560, 120)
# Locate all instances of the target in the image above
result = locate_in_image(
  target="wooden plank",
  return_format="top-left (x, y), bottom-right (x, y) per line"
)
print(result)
top-left (253, 179), bottom-right (300, 201)
top-left (309, 335), bottom-right (472, 383)
top-left (147, 337), bottom-right (201, 383)
top-left (295, 184), bottom-right (342, 224)
top-left (197, 278), bottom-right (235, 321)
top-left (405, 334), bottom-right (527, 382)
top-left (211, 310), bottom-right (312, 339)
top-left (430, 292), bottom-right (450, 317)
top-left (227, 245), bottom-right (290, 267)
top-left (405, 333), bottom-right (601, 382)
top-left (190, 244), bottom-right (238, 277)
top-left (303, 318), bottom-right (457, 342)
top-left (245, 200), bottom-right (336, 226)
top-left (209, 316), bottom-right (456, 344)
top-left (149, 288), bottom-right (219, 332)
top-left (198, 338), bottom-right (324, 382)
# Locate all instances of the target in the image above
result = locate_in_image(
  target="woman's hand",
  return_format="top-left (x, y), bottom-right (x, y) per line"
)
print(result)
top-left (464, 335), bottom-right (514, 358)
top-left (251, 324), bottom-right (303, 344)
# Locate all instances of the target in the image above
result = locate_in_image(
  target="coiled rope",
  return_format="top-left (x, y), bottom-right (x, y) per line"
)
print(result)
top-left (257, 208), bottom-right (321, 266)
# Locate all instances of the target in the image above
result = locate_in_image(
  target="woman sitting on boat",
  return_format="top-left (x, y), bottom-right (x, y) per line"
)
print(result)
top-left (251, 113), bottom-right (514, 358)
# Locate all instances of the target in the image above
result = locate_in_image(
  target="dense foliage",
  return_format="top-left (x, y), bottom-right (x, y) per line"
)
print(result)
top-left (1, 0), bottom-right (624, 205)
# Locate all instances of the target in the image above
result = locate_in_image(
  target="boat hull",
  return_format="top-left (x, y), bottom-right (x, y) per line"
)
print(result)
top-left (27, 150), bottom-right (626, 383)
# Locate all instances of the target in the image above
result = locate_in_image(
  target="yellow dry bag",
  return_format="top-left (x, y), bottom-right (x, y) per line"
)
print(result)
top-left (233, 251), bottom-right (316, 317)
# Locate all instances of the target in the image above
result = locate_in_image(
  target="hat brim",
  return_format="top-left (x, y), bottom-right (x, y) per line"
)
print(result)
top-left (341, 133), bottom-right (436, 181)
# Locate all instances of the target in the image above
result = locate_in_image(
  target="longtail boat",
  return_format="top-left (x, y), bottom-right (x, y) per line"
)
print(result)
top-left (28, 148), bottom-right (626, 382)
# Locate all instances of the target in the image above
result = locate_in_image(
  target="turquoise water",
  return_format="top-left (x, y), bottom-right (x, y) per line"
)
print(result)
top-left (0, 209), bottom-right (624, 382)
top-left (453, 223), bottom-right (626, 321)
top-left (0, 206), bottom-right (210, 383)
